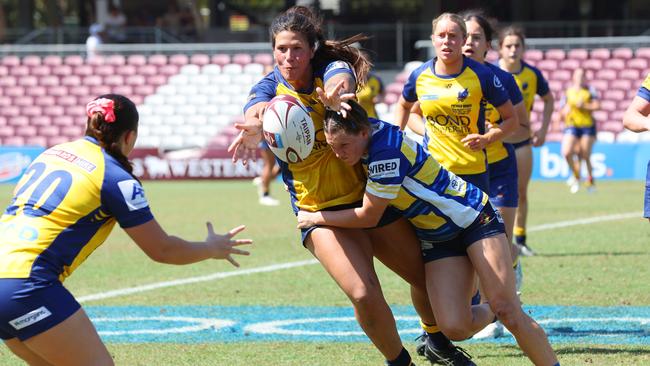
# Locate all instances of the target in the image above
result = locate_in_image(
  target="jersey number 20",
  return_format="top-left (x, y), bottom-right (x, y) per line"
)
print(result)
top-left (7, 162), bottom-right (73, 218)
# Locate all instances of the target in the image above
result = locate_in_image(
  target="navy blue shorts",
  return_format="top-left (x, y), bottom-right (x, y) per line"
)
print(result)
top-left (565, 126), bottom-right (596, 138)
top-left (512, 138), bottom-right (531, 150)
top-left (488, 145), bottom-right (518, 208)
top-left (0, 279), bottom-right (80, 341)
top-left (300, 203), bottom-right (402, 245)
top-left (459, 172), bottom-right (489, 194)
top-left (419, 204), bottom-right (506, 263)
top-left (643, 160), bottom-right (650, 219)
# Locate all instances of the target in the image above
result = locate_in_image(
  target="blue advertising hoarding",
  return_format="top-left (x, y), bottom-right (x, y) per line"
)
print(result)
top-left (0, 147), bottom-right (45, 184)
top-left (532, 142), bottom-right (648, 180)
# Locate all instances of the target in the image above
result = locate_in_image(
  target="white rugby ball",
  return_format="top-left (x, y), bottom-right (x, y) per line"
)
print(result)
top-left (262, 94), bottom-right (315, 164)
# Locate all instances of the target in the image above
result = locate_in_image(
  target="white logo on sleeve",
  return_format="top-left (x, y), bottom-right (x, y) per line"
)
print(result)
top-left (117, 179), bottom-right (149, 211)
top-left (368, 158), bottom-right (400, 179)
top-left (493, 75), bottom-right (503, 89)
top-left (10, 306), bottom-right (52, 330)
top-left (327, 60), bottom-right (352, 71)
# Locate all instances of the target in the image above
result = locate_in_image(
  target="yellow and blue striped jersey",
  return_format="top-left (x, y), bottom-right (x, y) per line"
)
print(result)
top-left (637, 73), bottom-right (650, 102)
top-left (564, 86), bottom-right (598, 128)
top-left (245, 61), bottom-right (366, 212)
top-left (506, 60), bottom-right (550, 114)
top-left (402, 56), bottom-right (510, 174)
top-left (363, 119), bottom-right (489, 241)
top-left (0, 137), bottom-right (153, 284)
top-left (484, 62), bottom-right (523, 164)
top-left (357, 72), bottom-right (384, 119)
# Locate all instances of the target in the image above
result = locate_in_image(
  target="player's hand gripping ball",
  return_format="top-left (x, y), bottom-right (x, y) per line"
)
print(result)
top-left (262, 95), bottom-right (315, 164)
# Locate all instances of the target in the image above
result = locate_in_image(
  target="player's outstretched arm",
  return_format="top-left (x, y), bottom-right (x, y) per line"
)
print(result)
top-left (229, 101), bottom-right (268, 165)
top-left (623, 96), bottom-right (650, 132)
top-left (125, 220), bottom-right (252, 267)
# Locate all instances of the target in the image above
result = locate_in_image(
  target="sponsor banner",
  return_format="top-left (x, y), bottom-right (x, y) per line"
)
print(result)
top-left (0, 147), bottom-right (45, 184)
top-left (131, 148), bottom-right (264, 180)
top-left (532, 142), bottom-right (647, 180)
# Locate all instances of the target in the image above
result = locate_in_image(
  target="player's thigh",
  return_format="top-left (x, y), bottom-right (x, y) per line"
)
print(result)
top-left (466, 234), bottom-right (518, 305)
top-left (561, 133), bottom-right (578, 157)
top-left (424, 256), bottom-right (475, 322)
top-left (306, 226), bottom-right (378, 297)
top-left (368, 216), bottom-right (425, 288)
top-left (4, 338), bottom-right (55, 366)
top-left (24, 308), bottom-right (113, 366)
top-left (579, 135), bottom-right (596, 158)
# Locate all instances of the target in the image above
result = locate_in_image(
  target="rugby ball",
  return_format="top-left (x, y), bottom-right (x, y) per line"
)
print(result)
top-left (262, 94), bottom-right (315, 164)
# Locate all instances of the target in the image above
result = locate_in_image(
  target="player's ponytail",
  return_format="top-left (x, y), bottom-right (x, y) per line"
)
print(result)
top-left (270, 6), bottom-right (372, 88)
top-left (85, 94), bottom-right (139, 174)
top-left (323, 100), bottom-right (371, 136)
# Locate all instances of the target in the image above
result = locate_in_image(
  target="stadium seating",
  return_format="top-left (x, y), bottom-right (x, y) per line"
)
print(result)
top-left (0, 46), bottom-right (647, 148)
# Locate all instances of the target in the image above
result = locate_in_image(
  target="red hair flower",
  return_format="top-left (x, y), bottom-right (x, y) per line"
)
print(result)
top-left (86, 98), bottom-right (116, 123)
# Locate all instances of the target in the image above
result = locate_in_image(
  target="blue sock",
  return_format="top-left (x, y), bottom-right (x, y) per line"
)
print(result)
top-left (553, 363), bottom-right (560, 366)
top-left (385, 347), bottom-right (411, 366)
top-left (471, 289), bottom-right (481, 305)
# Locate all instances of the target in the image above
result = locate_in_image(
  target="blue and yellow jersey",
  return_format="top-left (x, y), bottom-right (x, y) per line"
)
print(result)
top-left (637, 73), bottom-right (650, 102)
top-left (402, 56), bottom-right (509, 175)
top-left (357, 72), bottom-right (384, 119)
top-left (0, 137), bottom-right (153, 284)
top-left (484, 63), bottom-right (523, 164)
top-left (564, 86), bottom-right (598, 128)
top-left (363, 119), bottom-right (489, 241)
top-left (506, 60), bottom-right (550, 115)
top-left (245, 61), bottom-right (365, 212)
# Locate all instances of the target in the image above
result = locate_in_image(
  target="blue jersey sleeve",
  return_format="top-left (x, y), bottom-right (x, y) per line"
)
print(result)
top-left (491, 65), bottom-right (523, 105)
top-left (244, 71), bottom-right (277, 112)
top-left (323, 60), bottom-right (355, 84)
top-left (101, 157), bottom-right (154, 228)
top-left (366, 129), bottom-right (410, 200)
top-left (638, 86), bottom-right (650, 102)
top-left (478, 64), bottom-right (510, 108)
top-left (533, 66), bottom-right (550, 97)
top-left (401, 60), bottom-right (431, 102)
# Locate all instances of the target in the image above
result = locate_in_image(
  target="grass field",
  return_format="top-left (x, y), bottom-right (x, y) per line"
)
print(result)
top-left (0, 180), bottom-right (649, 365)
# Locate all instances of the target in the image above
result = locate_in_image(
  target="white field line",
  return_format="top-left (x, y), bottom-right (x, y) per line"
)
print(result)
top-left (78, 211), bottom-right (641, 304)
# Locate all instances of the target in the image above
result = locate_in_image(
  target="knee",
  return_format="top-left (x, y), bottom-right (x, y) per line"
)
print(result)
top-left (438, 319), bottom-right (474, 341)
top-left (491, 299), bottom-right (524, 331)
top-left (348, 283), bottom-right (383, 310)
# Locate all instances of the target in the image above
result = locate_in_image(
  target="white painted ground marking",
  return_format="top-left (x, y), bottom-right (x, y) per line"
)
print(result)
top-left (79, 211), bottom-right (640, 303)
top-left (94, 316), bottom-right (235, 336)
top-left (243, 316), bottom-right (422, 337)
top-left (78, 259), bottom-right (318, 303)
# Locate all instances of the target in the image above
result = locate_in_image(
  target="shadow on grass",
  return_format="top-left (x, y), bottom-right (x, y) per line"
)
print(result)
top-left (535, 251), bottom-right (648, 258)
top-left (472, 344), bottom-right (650, 360)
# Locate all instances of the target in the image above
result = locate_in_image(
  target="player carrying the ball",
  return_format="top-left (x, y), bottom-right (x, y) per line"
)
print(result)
top-left (229, 6), bottom-right (473, 366)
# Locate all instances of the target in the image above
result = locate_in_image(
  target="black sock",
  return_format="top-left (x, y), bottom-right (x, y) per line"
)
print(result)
top-left (515, 234), bottom-right (526, 246)
top-left (386, 347), bottom-right (411, 366)
top-left (427, 331), bottom-right (452, 349)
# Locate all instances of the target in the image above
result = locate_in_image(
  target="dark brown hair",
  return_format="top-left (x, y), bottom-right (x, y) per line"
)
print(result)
top-left (270, 6), bottom-right (372, 87)
top-left (498, 25), bottom-right (526, 48)
top-left (323, 100), bottom-right (371, 136)
top-left (85, 94), bottom-right (139, 174)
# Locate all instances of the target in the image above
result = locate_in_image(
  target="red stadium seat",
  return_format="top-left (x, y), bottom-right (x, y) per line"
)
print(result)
top-left (93, 65), bottom-right (115, 76)
top-left (603, 59), bottom-right (625, 70)
top-left (47, 136), bottom-right (69, 146)
top-left (603, 89), bottom-right (625, 101)
top-left (524, 49), bottom-right (543, 61)
top-left (40, 75), bottom-right (60, 87)
top-left (10, 66), bottom-right (30, 76)
top-left (117, 64), bottom-right (137, 76)
top-left (53, 115), bottom-right (75, 126)
top-left (169, 54), bottom-right (189, 65)
top-left (0, 116), bottom-right (6, 126)
top-left (63, 55), bottom-right (84, 66)
top-left (581, 58), bottom-right (602, 71)
top-left (87, 56), bottom-right (106, 65)
top-left (599, 100), bottom-right (616, 111)
top-left (52, 65), bottom-right (73, 76)
top-left (16, 125), bottom-right (37, 137)
top-left (25, 136), bottom-right (48, 147)
top-left (103, 75), bottom-right (124, 86)
top-left (232, 53), bottom-right (253, 65)
top-left (90, 85), bottom-right (111, 96)
top-left (43, 55), bottom-right (63, 66)
top-left (590, 48), bottom-right (611, 60)
top-left (38, 125), bottom-right (60, 137)
top-left (635, 47), bottom-right (650, 59)
top-left (0, 126), bottom-right (15, 137)
top-left (567, 48), bottom-right (588, 60)
top-left (106, 54), bottom-right (126, 66)
top-left (82, 75), bottom-right (103, 86)
top-left (612, 47), bottom-right (633, 60)
top-left (618, 69), bottom-right (640, 81)
top-left (61, 75), bottom-right (83, 86)
top-left (545, 49), bottom-right (565, 60)
top-left (73, 64), bottom-right (94, 76)
top-left (149, 54), bottom-right (168, 65)
top-left (57, 95), bottom-right (77, 106)
top-left (592, 110), bottom-right (607, 123)
top-left (601, 121), bottom-right (623, 133)
top-left (190, 54), bottom-right (210, 66)
top-left (158, 64), bottom-right (180, 76)
top-left (33, 95), bottom-right (55, 105)
top-left (13, 96), bottom-right (34, 106)
top-left (558, 59), bottom-right (580, 71)
top-left (0, 76), bottom-right (17, 86)
top-left (595, 69), bottom-right (616, 81)
top-left (134, 84), bottom-right (155, 96)
top-left (30, 65), bottom-right (52, 76)
top-left (610, 79), bottom-right (633, 91)
top-left (17, 76), bottom-right (38, 87)
top-left (5, 86), bottom-right (25, 97)
top-left (551, 70), bottom-right (571, 81)
top-left (1, 56), bottom-right (20, 66)
top-left (129, 95), bottom-right (144, 105)
top-left (0, 65), bottom-right (8, 76)
top-left (127, 54), bottom-right (147, 66)
top-left (27, 86), bottom-right (48, 97)
top-left (112, 85), bottom-right (133, 96)
top-left (147, 75), bottom-right (168, 86)
top-left (46, 86), bottom-right (68, 96)
top-left (535, 59), bottom-right (558, 72)
top-left (0, 96), bottom-right (11, 107)
top-left (44, 105), bottom-right (66, 117)
top-left (8, 116), bottom-right (28, 127)
top-left (626, 58), bottom-right (648, 71)
top-left (22, 106), bottom-right (43, 117)
top-left (548, 80), bottom-right (563, 92)
top-left (253, 53), bottom-right (273, 66)
top-left (22, 56), bottom-right (41, 66)
top-left (211, 54), bottom-right (231, 66)
top-left (137, 64), bottom-right (157, 76)
top-left (3, 136), bottom-right (25, 145)
top-left (126, 75), bottom-right (146, 86)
